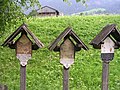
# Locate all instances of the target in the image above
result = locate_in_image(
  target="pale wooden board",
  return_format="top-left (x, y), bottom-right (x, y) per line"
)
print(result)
top-left (101, 37), bottom-right (114, 53)
top-left (60, 38), bottom-right (75, 68)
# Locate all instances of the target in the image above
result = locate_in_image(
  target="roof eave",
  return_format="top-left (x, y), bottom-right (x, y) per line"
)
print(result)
top-left (2, 24), bottom-right (25, 46)
top-left (2, 24), bottom-right (44, 49)
top-left (48, 27), bottom-right (72, 51)
top-left (90, 24), bottom-right (116, 46)
top-left (22, 26), bottom-right (44, 48)
top-left (70, 30), bottom-right (89, 50)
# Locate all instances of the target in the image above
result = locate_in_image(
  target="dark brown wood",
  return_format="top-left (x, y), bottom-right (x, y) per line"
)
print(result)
top-left (53, 46), bottom-right (60, 52)
top-left (92, 44), bottom-right (101, 49)
top-left (0, 85), bottom-right (8, 90)
top-left (20, 65), bottom-right (26, 90)
top-left (16, 33), bottom-right (32, 66)
top-left (90, 24), bottom-right (120, 46)
top-left (102, 61), bottom-right (109, 90)
top-left (63, 66), bottom-right (69, 90)
top-left (2, 23), bottom-right (44, 49)
top-left (111, 28), bottom-right (120, 42)
top-left (16, 33), bottom-right (32, 55)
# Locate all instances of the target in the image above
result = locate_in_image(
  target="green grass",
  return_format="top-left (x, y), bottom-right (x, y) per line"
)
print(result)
top-left (1, 15), bottom-right (120, 90)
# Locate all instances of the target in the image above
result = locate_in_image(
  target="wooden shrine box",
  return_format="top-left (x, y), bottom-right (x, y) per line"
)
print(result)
top-left (90, 24), bottom-right (120, 61)
top-left (2, 23), bottom-right (44, 66)
top-left (49, 27), bottom-right (88, 68)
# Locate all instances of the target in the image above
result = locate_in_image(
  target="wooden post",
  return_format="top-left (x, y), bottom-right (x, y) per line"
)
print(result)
top-left (48, 27), bottom-right (88, 90)
top-left (63, 66), bottom-right (69, 90)
top-left (2, 24), bottom-right (44, 90)
top-left (100, 37), bottom-right (114, 90)
top-left (102, 61), bottom-right (109, 90)
top-left (20, 65), bottom-right (26, 90)
top-left (90, 25), bottom-right (120, 90)
top-left (16, 33), bottom-right (31, 90)
top-left (60, 38), bottom-right (74, 90)
top-left (0, 85), bottom-right (8, 90)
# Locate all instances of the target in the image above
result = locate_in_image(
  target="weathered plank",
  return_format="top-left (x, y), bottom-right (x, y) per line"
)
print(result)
top-left (20, 65), bottom-right (26, 90)
top-left (60, 38), bottom-right (75, 68)
top-left (102, 62), bottom-right (109, 90)
top-left (63, 66), bottom-right (69, 90)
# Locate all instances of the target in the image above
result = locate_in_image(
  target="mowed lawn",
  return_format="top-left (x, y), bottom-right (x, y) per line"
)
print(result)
top-left (1, 15), bottom-right (120, 90)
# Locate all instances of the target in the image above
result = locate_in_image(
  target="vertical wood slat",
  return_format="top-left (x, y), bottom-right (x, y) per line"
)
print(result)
top-left (102, 61), bottom-right (109, 90)
top-left (0, 85), bottom-right (8, 90)
top-left (20, 65), bottom-right (26, 90)
top-left (63, 66), bottom-right (69, 90)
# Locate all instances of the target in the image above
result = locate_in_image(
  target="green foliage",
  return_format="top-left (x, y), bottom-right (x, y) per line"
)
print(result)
top-left (1, 15), bottom-right (120, 90)
top-left (0, 0), bottom-right (86, 38)
top-left (29, 10), bottom-right (38, 16)
top-left (0, 0), bottom-right (40, 38)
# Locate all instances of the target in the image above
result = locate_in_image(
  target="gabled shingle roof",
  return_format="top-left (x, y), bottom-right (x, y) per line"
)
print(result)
top-left (48, 27), bottom-right (88, 51)
top-left (90, 24), bottom-right (120, 46)
top-left (41, 6), bottom-right (59, 12)
top-left (2, 23), bottom-right (44, 48)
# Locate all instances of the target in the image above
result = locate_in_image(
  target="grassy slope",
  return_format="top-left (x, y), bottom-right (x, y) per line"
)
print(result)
top-left (1, 15), bottom-right (120, 90)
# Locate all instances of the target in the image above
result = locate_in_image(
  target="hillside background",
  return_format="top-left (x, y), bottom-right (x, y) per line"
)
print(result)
top-left (1, 15), bottom-right (120, 90)
top-left (25, 0), bottom-right (120, 15)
